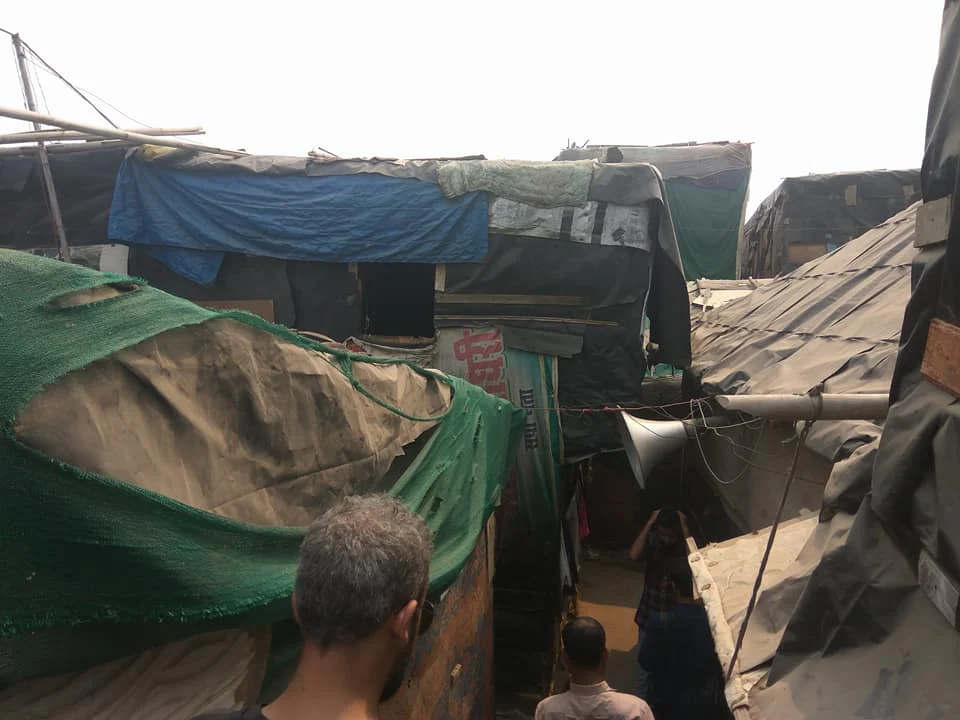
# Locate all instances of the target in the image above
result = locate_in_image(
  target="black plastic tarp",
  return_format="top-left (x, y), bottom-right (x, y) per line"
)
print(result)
top-left (128, 249), bottom-right (363, 339)
top-left (0, 146), bottom-right (126, 250)
top-left (690, 203), bottom-right (916, 397)
top-left (742, 169), bottom-right (922, 278)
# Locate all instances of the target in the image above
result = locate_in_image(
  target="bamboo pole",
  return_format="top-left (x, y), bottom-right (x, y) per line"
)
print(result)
top-left (12, 34), bottom-right (71, 261)
top-left (0, 104), bottom-right (246, 158)
top-left (0, 126), bottom-right (204, 145)
top-left (0, 140), bottom-right (138, 157)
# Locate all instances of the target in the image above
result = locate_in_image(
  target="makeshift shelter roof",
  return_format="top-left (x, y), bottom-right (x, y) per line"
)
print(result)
top-left (691, 202), bottom-right (917, 399)
top-left (557, 142), bottom-right (751, 281)
top-left (741, 168), bottom-right (921, 278)
top-left (555, 141), bottom-right (750, 182)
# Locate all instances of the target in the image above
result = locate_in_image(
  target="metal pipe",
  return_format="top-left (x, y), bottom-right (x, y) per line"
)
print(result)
top-left (713, 393), bottom-right (889, 421)
top-left (0, 103), bottom-right (245, 157)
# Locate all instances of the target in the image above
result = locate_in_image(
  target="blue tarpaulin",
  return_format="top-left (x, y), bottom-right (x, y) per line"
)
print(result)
top-left (108, 155), bottom-right (489, 284)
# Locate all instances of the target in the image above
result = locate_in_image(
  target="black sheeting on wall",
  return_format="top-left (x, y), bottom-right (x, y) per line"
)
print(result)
top-left (559, 326), bottom-right (647, 456)
top-left (129, 249), bottom-right (362, 339)
top-left (443, 234), bottom-right (657, 455)
top-left (0, 147), bottom-right (125, 250)
top-left (444, 234), bottom-right (650, 308)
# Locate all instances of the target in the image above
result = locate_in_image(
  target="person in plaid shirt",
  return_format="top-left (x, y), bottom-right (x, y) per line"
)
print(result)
top-left (629, 508), bottom-right (689, 702)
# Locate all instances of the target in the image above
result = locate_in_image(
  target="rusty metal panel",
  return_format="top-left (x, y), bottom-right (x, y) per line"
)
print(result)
top-left (382, 525), bottom-right (494, 720)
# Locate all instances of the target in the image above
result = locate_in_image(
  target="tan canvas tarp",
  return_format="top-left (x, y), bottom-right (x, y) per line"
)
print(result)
top-left (0, 628), bottom-right (266, 720)
top-left (16, 317), bottom-right (451, 526)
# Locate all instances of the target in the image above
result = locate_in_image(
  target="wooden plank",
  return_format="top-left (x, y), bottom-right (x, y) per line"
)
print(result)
top-left (786, 243), bottom-right (827, 265)
top-left (436, 292), bottom-right (586, 306)
top-left (199, 299), bottom-right (275, 322)
top-left (436, 314), bottom-right (616, 327)
top-left (844, 183), bottom-right (858, 207)
top-left (434, 264), bottom-right (446, 292)
top-left (382, 532), bottom-right (493, 720)
top-left (921, 318), bottom-right (960, 397)
top-left (916, 196), bottom-right (953, 248)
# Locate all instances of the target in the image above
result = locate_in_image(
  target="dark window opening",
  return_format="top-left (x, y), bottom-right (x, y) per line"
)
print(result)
top-left (359, 263), bottom-right (435, 338)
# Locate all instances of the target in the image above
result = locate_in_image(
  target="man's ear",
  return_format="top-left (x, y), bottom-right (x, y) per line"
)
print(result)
top-left (390, 598), bottom-right (419, 642)
top-left (602, 648), bottom-right (610, 665)
top-left (291, 593), bottom-right (301, 627)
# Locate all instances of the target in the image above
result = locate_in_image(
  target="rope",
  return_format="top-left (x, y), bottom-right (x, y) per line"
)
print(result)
top-left (724, 387), bottom-right (823, 681)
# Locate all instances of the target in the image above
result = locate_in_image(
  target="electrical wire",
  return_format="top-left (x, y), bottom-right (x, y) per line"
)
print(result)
top-left (691, 416), bottom-right (760, 487)
top-left (30, 58), bottom-right (50, 115)
top-left (19, 39), bottom-right (119, 128)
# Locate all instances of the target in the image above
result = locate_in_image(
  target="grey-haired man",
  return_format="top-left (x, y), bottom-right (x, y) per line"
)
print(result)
top-left (194, 494), bottom-right (434, 720)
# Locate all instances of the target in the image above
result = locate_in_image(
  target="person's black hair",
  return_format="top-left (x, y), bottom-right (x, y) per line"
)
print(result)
top-left (562, 617), bottom-right (606, 668)
top-left (665, 554), bottom-right (695, 599)
top-left (655, 507), bottom-right (683, 534)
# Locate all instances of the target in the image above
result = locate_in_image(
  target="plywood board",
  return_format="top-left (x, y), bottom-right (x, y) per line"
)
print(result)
top-left (786, 243), bottom-right (827, 265)
top-left (922, 318), bottom-right (960, 397)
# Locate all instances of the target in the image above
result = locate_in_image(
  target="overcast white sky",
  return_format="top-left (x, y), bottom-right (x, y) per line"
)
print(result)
top-left (0, 1), bottom-right (945, 212)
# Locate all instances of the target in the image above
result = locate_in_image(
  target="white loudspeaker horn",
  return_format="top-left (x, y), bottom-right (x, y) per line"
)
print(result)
top-left (618, 412), bottom-right (695, 489)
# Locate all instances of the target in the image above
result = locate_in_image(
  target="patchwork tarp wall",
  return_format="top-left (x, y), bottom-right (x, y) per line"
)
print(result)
top-left (741, 169), bottom-right (921, 278)
top-left (0, 251), bottom-right (522, 711)
top-left (555, 143), bottom-right (752, 280)
top-left (438, 161), bottom-right (691, 457)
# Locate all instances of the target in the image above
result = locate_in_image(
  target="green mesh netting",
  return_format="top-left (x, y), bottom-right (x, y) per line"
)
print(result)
top-left (0, 250), bottom-right (522, 684)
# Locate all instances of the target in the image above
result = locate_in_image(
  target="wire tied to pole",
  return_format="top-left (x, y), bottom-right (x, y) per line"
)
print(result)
top-left (724, 385), bottom-right (825, 681)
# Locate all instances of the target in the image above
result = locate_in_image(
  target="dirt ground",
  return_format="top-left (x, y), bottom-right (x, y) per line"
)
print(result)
top-left (575, 550), bottom-right (644, 694)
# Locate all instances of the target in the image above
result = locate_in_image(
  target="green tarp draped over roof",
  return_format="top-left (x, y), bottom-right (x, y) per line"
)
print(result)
top-left (663, 174), bottom-right (748, 281)
top-left (0, 249), bottom-right (522, 684)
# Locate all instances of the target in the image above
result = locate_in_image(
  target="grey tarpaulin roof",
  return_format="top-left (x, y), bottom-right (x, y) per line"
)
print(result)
top-left (555, 142), bottom-right (751, 183)
top-left (690, 202), bottom-right (918, 397)
top-left (741, 169), bottom-right (921, 278)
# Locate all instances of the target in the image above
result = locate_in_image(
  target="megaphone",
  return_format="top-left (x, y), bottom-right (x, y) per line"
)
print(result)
top-left (618, 413), bottom-right (695, 489)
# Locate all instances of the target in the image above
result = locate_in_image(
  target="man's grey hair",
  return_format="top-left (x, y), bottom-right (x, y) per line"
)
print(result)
top-left (295, 494), bottom-right (433, 649)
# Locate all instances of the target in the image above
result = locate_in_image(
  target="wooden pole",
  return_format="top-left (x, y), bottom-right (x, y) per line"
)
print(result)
top-left (0, 103), bottom-right (246, 158)
top-left (0, 126), bottom-right (205, 145)
top-left (12, 33), bottom-right (71, 261)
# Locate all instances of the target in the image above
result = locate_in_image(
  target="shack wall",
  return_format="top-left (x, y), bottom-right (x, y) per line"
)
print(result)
top-left (383, 520), bottom-right (495, 720)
